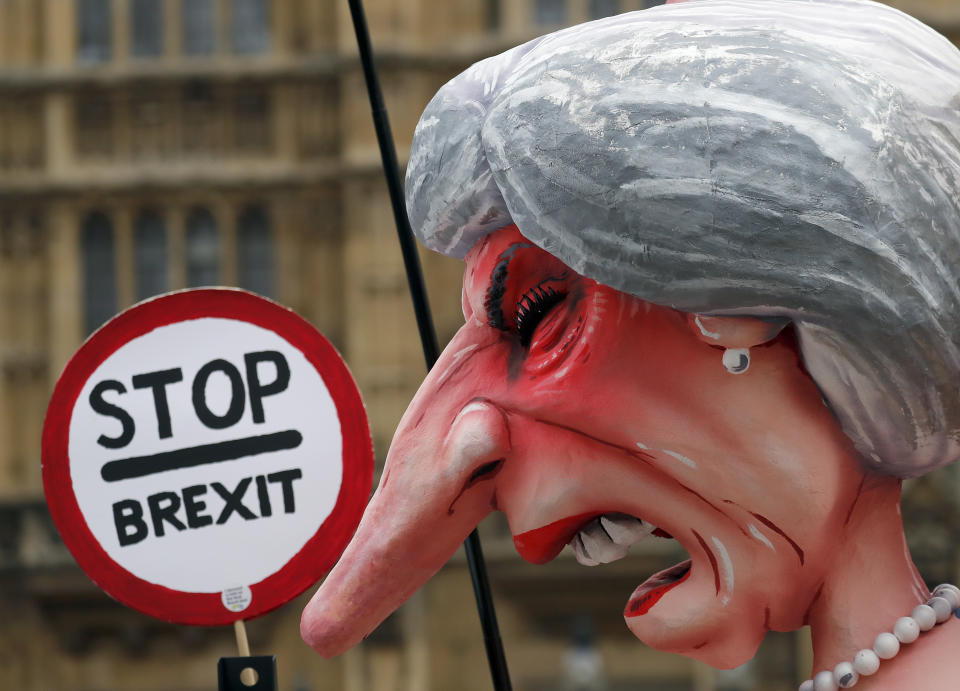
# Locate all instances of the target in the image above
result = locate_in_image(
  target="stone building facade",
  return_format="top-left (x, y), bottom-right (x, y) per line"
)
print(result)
top-left (0, 1), bottom-right (958, 690)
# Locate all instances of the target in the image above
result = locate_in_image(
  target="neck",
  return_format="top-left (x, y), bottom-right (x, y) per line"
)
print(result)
top-left (806, 475), bottom-right (928, 673)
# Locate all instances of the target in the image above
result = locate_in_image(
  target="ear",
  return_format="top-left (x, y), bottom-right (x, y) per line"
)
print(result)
top-left (686, 314), bottom-right (789, 349)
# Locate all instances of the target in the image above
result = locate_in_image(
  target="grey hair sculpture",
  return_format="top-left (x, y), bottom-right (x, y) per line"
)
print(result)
top-left (405, 0), bottom-right (960, 478)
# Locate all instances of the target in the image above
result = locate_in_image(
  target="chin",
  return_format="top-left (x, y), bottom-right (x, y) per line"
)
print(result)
top-left (623, 580), bottom-right (767, 669)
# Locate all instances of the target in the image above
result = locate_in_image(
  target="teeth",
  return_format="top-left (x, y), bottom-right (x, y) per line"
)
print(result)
top-left (571, 534), bottom-right (600, 566)
top-left (580, 521), bottom-right (630, 564)
top-left (570, 513), bottom-right (657, 566)
top-left (600, 514), bottom-right (656, 544)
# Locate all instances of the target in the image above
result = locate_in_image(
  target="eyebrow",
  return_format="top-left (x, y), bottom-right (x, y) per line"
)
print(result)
top-left (484, 241), bottom-right (534, 330)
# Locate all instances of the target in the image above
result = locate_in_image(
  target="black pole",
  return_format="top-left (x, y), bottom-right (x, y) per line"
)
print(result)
top-left (344, 2), bottom-right (512, 689)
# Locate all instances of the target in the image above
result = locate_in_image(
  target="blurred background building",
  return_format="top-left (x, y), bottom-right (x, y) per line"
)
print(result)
top-left (0, 0), bottom-right (958, 689)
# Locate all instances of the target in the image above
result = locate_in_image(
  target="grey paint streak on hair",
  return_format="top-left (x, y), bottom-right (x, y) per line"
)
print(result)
top-left (405, 0), bottom-right (960, 477)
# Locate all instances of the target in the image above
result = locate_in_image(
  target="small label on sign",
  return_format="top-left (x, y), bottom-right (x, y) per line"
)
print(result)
top-left (222, 585), bottom-right (252, 612)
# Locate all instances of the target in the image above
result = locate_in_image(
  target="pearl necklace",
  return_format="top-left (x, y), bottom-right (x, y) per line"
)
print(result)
top-left (799, 583), bottom-right (960, 690)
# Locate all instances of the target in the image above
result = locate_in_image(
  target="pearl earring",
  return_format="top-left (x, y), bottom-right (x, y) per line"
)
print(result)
top-left (722, 348), bottom-right (750, 374)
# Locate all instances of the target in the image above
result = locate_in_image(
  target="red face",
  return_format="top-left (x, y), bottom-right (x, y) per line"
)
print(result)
top-left (457, 226), bottom-right (868, 664)
top-left (302, 224), bottom-right (870, 666)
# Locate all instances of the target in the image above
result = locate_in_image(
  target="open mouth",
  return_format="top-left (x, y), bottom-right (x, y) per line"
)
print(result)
top-left (513, 511), bottom-right (691, 617)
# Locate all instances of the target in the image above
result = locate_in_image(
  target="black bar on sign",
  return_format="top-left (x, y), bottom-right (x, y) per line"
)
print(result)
top-left (346, 1), bottom-right (513, 689)
top-left (100, 430), bottom-right (303, 482)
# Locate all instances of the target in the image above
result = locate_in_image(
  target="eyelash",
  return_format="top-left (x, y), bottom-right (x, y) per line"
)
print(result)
top-left (515, 284), bottom-right (567, 347)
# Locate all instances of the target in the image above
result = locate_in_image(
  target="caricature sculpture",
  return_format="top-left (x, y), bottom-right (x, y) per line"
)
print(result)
top-left (302, 1), bottom-right (960, 688)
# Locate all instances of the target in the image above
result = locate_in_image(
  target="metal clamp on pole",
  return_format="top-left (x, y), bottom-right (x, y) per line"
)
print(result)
top-left (217, 656), bottom-right (278, 691)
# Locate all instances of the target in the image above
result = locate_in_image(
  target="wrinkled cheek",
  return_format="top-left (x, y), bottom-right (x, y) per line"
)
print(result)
top-left (492, 423), bottom-right (631, 534)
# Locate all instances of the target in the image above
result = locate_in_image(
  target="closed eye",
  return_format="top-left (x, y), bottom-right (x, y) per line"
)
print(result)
top-left (515, 286), bottom-right (567, 347)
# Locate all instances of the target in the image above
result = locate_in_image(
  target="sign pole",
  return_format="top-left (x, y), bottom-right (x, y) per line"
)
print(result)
top-left (234, 621), bottom-right (251, 658)
top-left (345, 1), bottom-right (513, 688)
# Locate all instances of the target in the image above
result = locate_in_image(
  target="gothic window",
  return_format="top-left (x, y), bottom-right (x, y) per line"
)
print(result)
top-left (232, 0), bottom-right (270, 54)
top-left (182, 81), bottom-right (221, 153)
top-left (297, 82), bottom-right (338, 158)
top-left (233, 85), bottom-right (271, 153)
top-left (182, 0), bottom-right (215, 55)
top-left (589, 0), bottom-right (619, 19)
top-left (131, 0), bottom-right (164, 57)
top-left (78, 0), bottom-right (112, 62)
top-left (186, 207), bottom-right (219, 286)
top-left (130, 90), bottom-right (174, 159)
top-left (237, 205), bottom-right (273, 297)
top-left (75, 91), bottom-right (114, 159)
top-left (0, 96), bottom-right (44, 170)
top-left (134, 210), bottom-right (168, 300)
top-left (82, 211), bottom-right (116, 333)
top-left (534, 0), bottom-right (566, 25)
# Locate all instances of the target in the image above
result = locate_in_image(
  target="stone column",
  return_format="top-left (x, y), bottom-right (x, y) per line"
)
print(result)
top-left (47, 202), bottom-right (82, 374)
top-left (44, 0), bottom-right (76, 66)
top-left (795, 627), bottom-right (814, 688)
top-left (273, 83), bottom-right (299, 163)
top-left (216, 196), bottom-right (237, 286)
top-left (403, 592), bottom-right (430, 691)
top-left (569, 0), bottom-right (590, 24)
top-left (271, 0), bottom-right (294, 57)
top-left (114, 205), bottom-right (134, 308)
top-left (215, 0), bottom-right (231, 54)
top-left (343, 646), bottom-right (367, 691)
top-left (692, 660), bottom-right (718, 691)
top-left (168, 204), bottom-right (186, 290)
top-left (270, 192), bottom-right (298, 306)
top-left (112, 0), bottom-right (129, 61)
top-left (164, 0), bottom-right (181, 57)
top-left (44, 93), bottom-right (73, 176)
top-left (502, 0), bottom-right (530, 40)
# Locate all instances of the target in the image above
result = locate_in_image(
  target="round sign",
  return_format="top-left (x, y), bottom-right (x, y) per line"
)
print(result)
top-left (42, 289), bottom-right (373, 626)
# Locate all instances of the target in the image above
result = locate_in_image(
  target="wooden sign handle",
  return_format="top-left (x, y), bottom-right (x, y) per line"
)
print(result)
top-left (233, 620), bottom-right (257, 686)
top-left (234, 620), bottom-right (251, 657)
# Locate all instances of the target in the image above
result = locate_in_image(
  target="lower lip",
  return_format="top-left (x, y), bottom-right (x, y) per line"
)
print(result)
top-left (624, 562), bottom-right (692, 617)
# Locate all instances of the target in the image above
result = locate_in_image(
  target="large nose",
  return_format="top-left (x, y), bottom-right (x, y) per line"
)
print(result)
top-left (300, 326), bottom-right (510, 657)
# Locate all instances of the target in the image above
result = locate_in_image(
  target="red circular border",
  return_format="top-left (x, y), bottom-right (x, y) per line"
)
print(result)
top-left (42, 289), bottom-right (373, 626)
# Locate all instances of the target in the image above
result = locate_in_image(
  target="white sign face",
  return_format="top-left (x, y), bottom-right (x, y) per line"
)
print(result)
top-left (69, 318), bottom-right (342, 593)
top-left (43, 290), bottom-right (373, 625)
